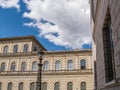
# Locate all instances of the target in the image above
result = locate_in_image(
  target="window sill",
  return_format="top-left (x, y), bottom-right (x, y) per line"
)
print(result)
top-left (101, 79), bottom-right (120, 89)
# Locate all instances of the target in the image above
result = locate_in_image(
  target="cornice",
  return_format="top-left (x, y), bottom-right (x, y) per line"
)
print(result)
top-left (0, 69), bottom-right (93, 76)
top-left (0, 50), bottom-right (92, 58)
top-left (0, 35), bottom-right (46, 51)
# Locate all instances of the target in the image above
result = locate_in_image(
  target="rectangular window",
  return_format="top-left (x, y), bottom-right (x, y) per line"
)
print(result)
top-left (102, 9), bottom-right (115, 82)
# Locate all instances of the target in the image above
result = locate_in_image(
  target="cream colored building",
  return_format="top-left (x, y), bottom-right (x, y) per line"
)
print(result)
top-left (0, 36), bottom-right (93, 90)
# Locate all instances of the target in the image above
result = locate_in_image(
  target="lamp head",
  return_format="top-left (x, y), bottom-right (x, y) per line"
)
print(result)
top-left (38, 49), bottom-right (44, 58)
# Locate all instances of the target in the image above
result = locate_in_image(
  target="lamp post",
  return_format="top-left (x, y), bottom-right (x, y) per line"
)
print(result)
top-left (36, 49), bottom-right (44, 90)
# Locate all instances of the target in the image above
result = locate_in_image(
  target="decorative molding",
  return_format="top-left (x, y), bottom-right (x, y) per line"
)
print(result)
top-left (0, 69), bottom-right (93, 76)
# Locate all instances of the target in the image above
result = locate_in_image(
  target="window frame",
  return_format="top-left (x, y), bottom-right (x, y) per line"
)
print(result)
top-left (81, 82), bottom-right (86, 90)
top-left (55, 60), bottom-right (61, 70)
top-left (19, 82), bottom-right (23, 90)
top-left (30, 82), bottom-right (35, 90)
top-left (80, 59), bottom-right (86, 70)
top-left (1, 63), bottom-right (5, 71)
top-left (23, 44), bottom-right (28, 53)
top-left (67, 82), bottom-right (73, 90)
top-left (0, 82), bottom-right (2, 90)
top-left (33, 47), bottom-right (37, 51)
top-left (13, 45), bottom-right (18, 53)
top-left (42, 82), bottom-right (47, 90)
top-left (102, 8), bottom-right (115, 82)
top-left (10, 62), bottom-right (16, 72)
top-left (7, 82), bottom-right (12, 90)
top-left (32, 61), bottom-right (38, 71)
top-left (21, 62), bottom-right (26, 71)
top-left (3, 45), bottom-right (8, 54)
top-left (67, 60), bottom-right (73, 70)
top-left (44, 61), bottom-right (49, 71)
top-left (54, 82), bottom-right (60, 90)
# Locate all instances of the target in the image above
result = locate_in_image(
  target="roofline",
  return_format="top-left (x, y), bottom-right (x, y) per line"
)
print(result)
top-left (0, 35), bottom-right (46, 51)
top-left (31, 36), bottom-right (46, 51)
top-left (44, 49), bottom-right (92, 54)
top-left (0, 35), bottom-right (33, 41)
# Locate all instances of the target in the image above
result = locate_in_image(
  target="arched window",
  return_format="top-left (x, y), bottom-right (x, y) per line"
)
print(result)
top-left (10, 62), bottom-right (16, 71)
top-left (21, 62), bottom-right (26, 71)
top-left (30, 82), bottom-right (35, 90)
top-left (19, 82), bottom-right (23, 90)
top-left (54, 82), bottom-right (59, 90)
top-left (32, 61), bottom-right (38, 71)
top-left (67, 82), bottom-right (72, 90)
top-left (67, 60), bottom-right (73, 70)
top-left (13, 45), bottom-right (18, 53)
top-left (1, 63), bottom-right (5, 71)
top-left (55, 61), bottom-right (61, 70)
top-left (44, 61), bottom-right (49, 71)
top-left (81, 82), bottom-right (86, 90)
top-left (23, 44), bottom-right (28, 53)
top-left (80, 59), bottom-right (86, 70)
top-left (0, 82), bottom-right (2, 90)
top-left (42, 82), bottom-right (47, 90)
top-left (7, 82), bottom-right (12, 90)
top-left (3, 45), bottom-right (8, 53)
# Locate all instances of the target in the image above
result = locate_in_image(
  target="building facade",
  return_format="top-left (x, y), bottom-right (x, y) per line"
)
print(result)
top-left (0, 36), bottom-right (93, 90)
top-left (90, 0), bottom-right (120, 90)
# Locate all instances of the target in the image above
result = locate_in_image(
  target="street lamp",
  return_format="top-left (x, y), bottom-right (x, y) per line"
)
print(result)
top-left (36, 49), bottom-right (44, 90)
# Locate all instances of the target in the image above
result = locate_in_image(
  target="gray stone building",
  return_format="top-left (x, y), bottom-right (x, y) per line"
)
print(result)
top-left (90, 0), bottom-right (120, 90)
top-left (0, 36), bottom-right (93, 90)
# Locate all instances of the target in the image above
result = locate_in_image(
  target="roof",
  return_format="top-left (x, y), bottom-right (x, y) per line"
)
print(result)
top-left (44, 49), bottom-right (92, 55)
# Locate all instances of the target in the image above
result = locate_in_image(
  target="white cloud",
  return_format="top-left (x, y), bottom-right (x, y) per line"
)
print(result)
top-left (0, 0), bottom-right (20, 10)
top-left (23, 0), bottom-right (91, 49)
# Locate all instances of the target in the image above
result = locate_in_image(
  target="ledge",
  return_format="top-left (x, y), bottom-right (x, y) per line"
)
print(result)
top-left (99, 78), bottom-right (120, 89)
top-left (0, 69), bottom-right (93, 76)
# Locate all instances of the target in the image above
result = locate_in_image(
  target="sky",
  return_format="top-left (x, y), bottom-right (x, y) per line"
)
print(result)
top-left (0, 0), bottom-right (91, 51)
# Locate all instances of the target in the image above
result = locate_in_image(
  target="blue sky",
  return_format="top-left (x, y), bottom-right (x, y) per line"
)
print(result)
top-left (0, 0), bottom-right (91, 51)
top-left (0, 1), bottom-right (66, 50)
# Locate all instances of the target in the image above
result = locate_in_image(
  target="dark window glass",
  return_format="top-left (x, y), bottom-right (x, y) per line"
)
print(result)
top-left (19, 82), bottom-right (23, 90)
top-left (67, 60), bottom-right (73, 70)
top-left (13, 45), bottom-right (18, 53)
top-left (67, 82), bottom-right (72, 90)
top-left (55, 61), bottom-right (61, 70)
top-left (0, 82), bottom-right (2, 90)
top-left (21, 62), bottom-right (26, 71)
top-left (81, 59), bottom-right (86, 70)
top-left (7, 82), bottom-right (12, 90)
top-left (32, 62), bottom-right (38, 71)
top-left (54, 82), bottom-right (59, 90)
top-left (42, 82), bottom-right (47, 90)
top-left (1, 63), bottom-right (5, 71)
top-left (30, 82), bottom-right (35, 90)
top-left (81, 82), bottom-right (86, 90)
top-left (102, 9), bottom-right (115, 82)
top-left (33, 47), bottom-right (37, 51)
top-left (3, 45), bottom-right (8, 53)
top-left (23, 44), bottom-right (28, 53)
top-left (10, 62), bottom-right (16, 71)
